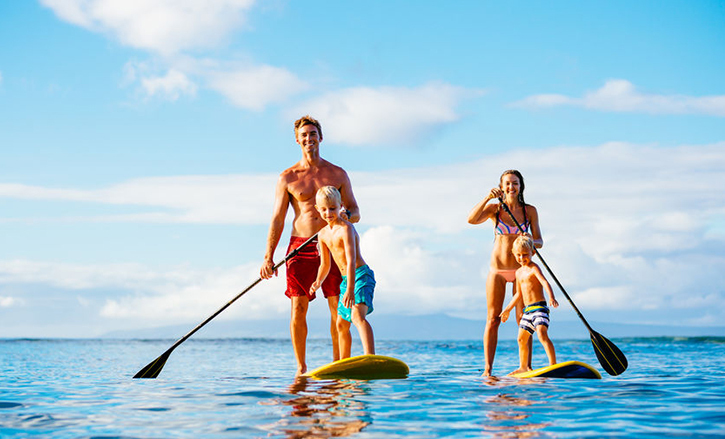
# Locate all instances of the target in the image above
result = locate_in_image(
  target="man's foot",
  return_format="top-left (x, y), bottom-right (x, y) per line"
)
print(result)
top-left (481, 368), bottom-right (492, 377)
top-left (295, 364), bottom-right (307, 377)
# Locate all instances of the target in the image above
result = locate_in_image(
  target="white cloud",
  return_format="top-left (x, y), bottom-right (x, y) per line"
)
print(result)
top-left (512, 79), bottom-right (725, 116)
top-left (0, 174), bottom-right (276, 224)
top-left (140, 68), bottom-right (197, 101)
top-left (0, 296), bottom-right (18, 307)
top-left (0, 259), bottom-right (289, 323)
top-left (41, 0), bottom-right (256, 56)
top-left (291, 82), bottom-right (483, 146)
top-left (208, 65), bottom-right (309, 111)
top-left (2, 142), bottom-right (725, 327)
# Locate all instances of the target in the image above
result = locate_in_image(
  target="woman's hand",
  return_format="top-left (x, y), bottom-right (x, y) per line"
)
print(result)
top-left (488, 187), bottom-right (503, 201)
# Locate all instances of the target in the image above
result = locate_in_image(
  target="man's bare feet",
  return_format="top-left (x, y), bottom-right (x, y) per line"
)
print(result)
top-left (295, 364), bottom-right (307, 377)
top-left (481, 368), bottom-right (492, 377)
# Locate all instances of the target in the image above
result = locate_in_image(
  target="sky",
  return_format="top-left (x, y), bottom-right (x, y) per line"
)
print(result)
top-left (1, 0), bottom-right (724, 338)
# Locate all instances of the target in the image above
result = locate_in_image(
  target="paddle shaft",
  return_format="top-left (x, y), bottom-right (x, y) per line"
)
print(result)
top-left (497, 199), bottom-right (594, 333)
top-left (133, 233), bottom-right (319, 378)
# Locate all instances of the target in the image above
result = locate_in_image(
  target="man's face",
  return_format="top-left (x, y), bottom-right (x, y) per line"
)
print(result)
top-left (296, 124), bottom-right (322, 153)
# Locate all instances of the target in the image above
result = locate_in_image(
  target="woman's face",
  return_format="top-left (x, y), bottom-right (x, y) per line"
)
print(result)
top-left (500, 173), bottom-right (521, 199)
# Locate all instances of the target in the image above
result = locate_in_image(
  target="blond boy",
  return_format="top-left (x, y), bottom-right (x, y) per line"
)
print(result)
top-left (500, 235), bottom-right (559, 374)
top-left (310, 186), bottom-right (375, 359)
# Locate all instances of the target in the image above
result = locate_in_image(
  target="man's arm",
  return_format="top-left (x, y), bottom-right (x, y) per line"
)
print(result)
top-left (260, 175), bottom-right (290, 279)
top-left (338, 171), bottom-right (360, 224)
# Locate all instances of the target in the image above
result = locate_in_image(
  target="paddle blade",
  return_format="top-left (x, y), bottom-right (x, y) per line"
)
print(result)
top-left (133, 351), bottom-right (171, 379)
top-left (590, 331), bottom-right (628, 376)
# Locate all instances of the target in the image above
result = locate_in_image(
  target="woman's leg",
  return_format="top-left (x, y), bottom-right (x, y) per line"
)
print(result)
top-left (483, 272), bottom-right (507, 376)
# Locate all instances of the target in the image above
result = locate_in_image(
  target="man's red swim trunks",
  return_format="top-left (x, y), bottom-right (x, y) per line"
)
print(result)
top-left (285, 236), bottom-right (342, 300)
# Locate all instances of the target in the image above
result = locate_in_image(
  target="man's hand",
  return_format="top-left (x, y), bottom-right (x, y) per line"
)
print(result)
top-left (260, 259), bottom-right (277, 279)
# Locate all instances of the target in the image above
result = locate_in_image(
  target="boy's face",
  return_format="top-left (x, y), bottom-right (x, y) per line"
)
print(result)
top-left (513, 247), bottom-right (532, 266)
top-left (316, 198), bottom-right (340, 223)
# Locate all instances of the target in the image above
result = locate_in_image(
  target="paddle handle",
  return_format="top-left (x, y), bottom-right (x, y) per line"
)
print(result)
top-left (498, 199), bottom-right (595, 334)
top-left (163, 233), bottom-right (319, 354)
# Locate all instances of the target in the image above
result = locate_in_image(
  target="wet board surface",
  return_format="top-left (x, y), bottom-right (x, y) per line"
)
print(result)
top-left (510, 361), bottom-right (602, 379)
top-left (304, 354), bottom-right (409, 380)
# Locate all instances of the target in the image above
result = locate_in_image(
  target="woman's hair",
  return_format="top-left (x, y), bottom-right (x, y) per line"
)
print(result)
top-left (316, 185), bottom-right (342, 206)
top-left (512, 234), bottom-right (535, 254)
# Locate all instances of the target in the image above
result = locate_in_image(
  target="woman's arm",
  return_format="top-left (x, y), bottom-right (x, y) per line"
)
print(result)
top-left (467, 188), bottom-right (501, 224)
top-left (527, 205), bottom-right (543, 249)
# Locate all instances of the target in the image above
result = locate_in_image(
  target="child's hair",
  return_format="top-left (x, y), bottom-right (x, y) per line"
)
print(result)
top-left (294, 115), bottom-right (323, 138)
top-left (316, 185), bottom-right (342, 206)
top-left (512, 234), bottom-right (535, 254)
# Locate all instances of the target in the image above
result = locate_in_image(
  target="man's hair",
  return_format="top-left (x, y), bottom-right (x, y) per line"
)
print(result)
top-left (512, 234), bottom-right (535, 254)
top-left (294, 115), bottom-right (323, 138)
top-left (316, 185), bottom-right (341, 206)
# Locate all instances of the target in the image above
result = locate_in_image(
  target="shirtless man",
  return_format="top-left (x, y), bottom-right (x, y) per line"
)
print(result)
top-left (260, 115), bottom-right (360, 376)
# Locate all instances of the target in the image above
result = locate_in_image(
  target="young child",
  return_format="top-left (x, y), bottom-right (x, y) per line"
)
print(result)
top-left (500, 235), bottom-right (559, 374)
top-left (310, 186), bottom-right (375, 359)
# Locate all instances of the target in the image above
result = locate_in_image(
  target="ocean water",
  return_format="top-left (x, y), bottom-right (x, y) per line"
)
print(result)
top-left (1, 337), bottom-right (724, 438)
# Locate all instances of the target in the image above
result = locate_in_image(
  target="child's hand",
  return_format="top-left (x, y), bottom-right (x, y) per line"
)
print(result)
top-left (550, 297), bottom-right (559, 308)
top-left (343, 291), bottom-right (354, 308)
top-left (500, 309), bottom-right (510, 323)
top-left (309, 280), bottom-right (321, 295)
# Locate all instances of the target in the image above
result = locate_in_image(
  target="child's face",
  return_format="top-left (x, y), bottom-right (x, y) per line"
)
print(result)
top-left (316, 198), bottom-right (340, 223)
top-left (513, 247), bottom-right (532, 266)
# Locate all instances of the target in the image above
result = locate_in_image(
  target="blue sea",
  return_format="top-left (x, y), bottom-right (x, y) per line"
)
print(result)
top-left (1, 337), bottom-right (724, 438)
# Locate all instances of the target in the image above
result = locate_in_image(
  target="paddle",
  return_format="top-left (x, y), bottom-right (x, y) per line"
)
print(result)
top-left (498, 199), bottom-right (628, 376)
top-left (133, 233), bottom-right (319, 379)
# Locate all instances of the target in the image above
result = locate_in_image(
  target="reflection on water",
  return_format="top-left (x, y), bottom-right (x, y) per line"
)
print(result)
top-left (273, 378), bottom-right (372, 438)
top-left (479, 377), bottom-right (551, 438)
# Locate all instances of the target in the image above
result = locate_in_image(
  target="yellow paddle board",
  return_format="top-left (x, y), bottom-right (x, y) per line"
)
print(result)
top-left (304, 354), bottom-right (409, 380)
top-left (510, 361), bottom-right (601, 379)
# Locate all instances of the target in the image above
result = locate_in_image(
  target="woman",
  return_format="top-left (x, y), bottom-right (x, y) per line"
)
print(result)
top-left (467, 170), bottom-right (543, 376)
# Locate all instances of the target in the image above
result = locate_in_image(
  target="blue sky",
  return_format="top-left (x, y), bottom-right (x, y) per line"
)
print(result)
top-left (1, 0), bottom-right (724, 337)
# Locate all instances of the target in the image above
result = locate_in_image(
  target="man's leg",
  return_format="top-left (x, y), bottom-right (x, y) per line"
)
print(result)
top-left (290, 296), bottom-right (309, 376)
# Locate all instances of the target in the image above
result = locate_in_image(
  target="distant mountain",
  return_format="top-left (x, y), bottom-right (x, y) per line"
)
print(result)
top-left (102, 314), bottom-right (725, 340)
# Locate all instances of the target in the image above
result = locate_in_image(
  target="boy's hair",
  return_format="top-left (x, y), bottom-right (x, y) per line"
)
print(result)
top-left (294, 115), bottom-right (323, 138)
top-left (316, 185), bottom-right (341, 206)
top-left (512, 234), bottom-right (535, 254)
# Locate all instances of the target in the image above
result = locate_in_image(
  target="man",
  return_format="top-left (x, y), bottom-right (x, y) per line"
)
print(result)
top-left (260, 115), bottom-right (360, 376)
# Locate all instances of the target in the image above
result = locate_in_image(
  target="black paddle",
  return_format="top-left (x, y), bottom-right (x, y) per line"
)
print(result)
top-left (133, 233), bottom-right (319, 379)
top-left (499, 199), bottom-right (628, 376)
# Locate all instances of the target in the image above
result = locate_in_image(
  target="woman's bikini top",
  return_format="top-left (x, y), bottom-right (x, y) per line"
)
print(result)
top-left (494, 203), bottom-right (530, 235)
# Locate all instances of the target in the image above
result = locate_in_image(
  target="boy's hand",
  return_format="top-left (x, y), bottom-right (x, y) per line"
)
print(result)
top-left (309, 280), bottom-right (321, 295)
top-left (343, 291), bottom-right (354, 308)
top-left (550, 297), bottom-right (559, 308)
top-left (500, 309), bottom-right (510, 323)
